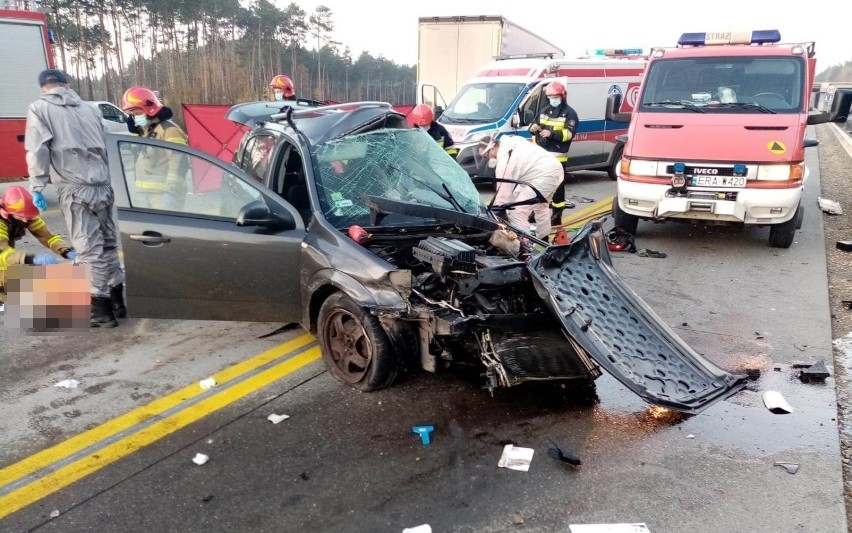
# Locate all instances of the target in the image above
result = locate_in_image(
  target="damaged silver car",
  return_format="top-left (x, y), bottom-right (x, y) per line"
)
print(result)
top-left (107, 102), bottom-right (747, 414)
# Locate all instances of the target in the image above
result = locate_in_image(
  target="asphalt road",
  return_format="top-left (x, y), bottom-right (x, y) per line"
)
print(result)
top-left (0, 144), bottom-right (847, 532)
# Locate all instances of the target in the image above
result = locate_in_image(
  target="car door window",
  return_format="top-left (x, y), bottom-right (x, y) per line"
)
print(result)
top-left (241, 134), bottom-right (276, 183)
top-left (519, 85), bottom-right (544, 126)
top-left (118, 140), bottom-right (263, 219)
top-left (272, 140), bottom-right (311, 225)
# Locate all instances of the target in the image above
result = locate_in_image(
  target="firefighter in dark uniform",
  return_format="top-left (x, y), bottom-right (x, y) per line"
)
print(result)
top-left (529, 80), bottom-right (579, 225)
top-left (411, 104), bottom-right (458, 158)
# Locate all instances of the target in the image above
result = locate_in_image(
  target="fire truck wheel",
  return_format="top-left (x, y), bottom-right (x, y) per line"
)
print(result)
top-left (612, 195), bottom-right (638, 235)
top-left (768, 206), bottom-right (801, 249)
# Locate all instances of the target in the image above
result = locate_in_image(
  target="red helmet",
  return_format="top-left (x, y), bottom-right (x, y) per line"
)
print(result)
top-left (121, 86), bottom-right (163, 116)
top-left (411, 104), bottom-right (434, 127)
top-left (545, 81), bottom-right (567, 99)
top-left (1, 185), bottom-right (39, 220)
top-left (269, 75), bottom-right (295, 97)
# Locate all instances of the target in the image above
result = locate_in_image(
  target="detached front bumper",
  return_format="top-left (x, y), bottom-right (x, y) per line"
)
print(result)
top-left (618, 178), bottom-right (802, 225)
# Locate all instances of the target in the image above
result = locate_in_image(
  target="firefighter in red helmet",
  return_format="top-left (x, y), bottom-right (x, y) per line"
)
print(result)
top-left (529, 80), bottom-right (579, 225)
top-left (0, 186), bottom-right (75, 303)
top-left (269, 75), bottom-right (296, 101)
top-left (121, 86), bottom-right (190, 211)
top-left (411, 104), bottom-right (458, 158)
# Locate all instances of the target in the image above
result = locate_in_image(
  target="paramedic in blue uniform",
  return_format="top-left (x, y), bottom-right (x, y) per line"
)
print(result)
top-left (529, 80), bottom-right (579, 225)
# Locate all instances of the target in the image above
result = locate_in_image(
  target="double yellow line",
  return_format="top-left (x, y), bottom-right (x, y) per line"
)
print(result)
top-left (0, 333), bottom-right (321, 520)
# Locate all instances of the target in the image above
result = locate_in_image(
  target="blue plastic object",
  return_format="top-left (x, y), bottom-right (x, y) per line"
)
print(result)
top-left (412, 425), bottom-right (434, 445)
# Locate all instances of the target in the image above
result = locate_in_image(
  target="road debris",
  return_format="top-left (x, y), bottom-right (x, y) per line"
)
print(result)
top-left (192, 453), bottom-right (210, 465)
top-left (799, 360), bottom-right (830, 382)
top-left (746, 368), bottom-right (761, 380)
top-left (412, 425), bottom-right (434, 445)
top-left (498, 444), bottom-right (534, 472)
top-left (569, 524), bottom-right (651, 533)
top-left (402, 525), bottom-right (432, 533)
top-left (763, 391), bottom-right (794, 414)
top-left (548, 439), bottom-right (582, 466)
top-left (686, 434), bottom-right (695, 439)
top-left (513, 514), bottom-right (525, 525)
top-left (836, 241), bottom-right (852, 252)
top-left (54, 379), bottom-right (80, 389)
top-left (637, 249), bottom-right (667, 258)
top-left (199, 377), bottom-right (217, 390)
top-left (818, 197), bottom-right (843, 215)
top-left (774, 461), bottom-right (800, 475)
top-left (49, 510), bottom-right (60, 518)
top-left (267, 413), bottom-right (290, 424)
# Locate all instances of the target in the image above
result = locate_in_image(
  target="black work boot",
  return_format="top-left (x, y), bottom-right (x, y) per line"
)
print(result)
top-left (110, 284), bottom-right (127, 318)
top-left (551, 208), bottom-right (564, 226)
top-left (91, 296), bottom-right (118, 328)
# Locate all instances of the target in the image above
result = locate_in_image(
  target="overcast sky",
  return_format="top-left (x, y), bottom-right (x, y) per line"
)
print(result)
top-left (289, 0), bottom-right (847, 75)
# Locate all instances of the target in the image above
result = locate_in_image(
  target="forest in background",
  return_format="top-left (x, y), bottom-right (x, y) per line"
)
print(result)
top-left (40, 0), bottom-right (416, 125)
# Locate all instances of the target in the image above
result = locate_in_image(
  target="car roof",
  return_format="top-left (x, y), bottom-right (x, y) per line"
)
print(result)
top-left (226, 98), bottom-right (329, 127)
top-left (251, 102), bottom-right (409, 146)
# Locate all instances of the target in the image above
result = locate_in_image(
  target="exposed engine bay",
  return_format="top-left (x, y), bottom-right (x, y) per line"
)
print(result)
top-left (362, 223), bottom-right (601, 392)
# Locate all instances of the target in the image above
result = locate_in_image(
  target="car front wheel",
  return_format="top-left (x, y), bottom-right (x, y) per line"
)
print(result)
top-left (612, 195), bottom-right (639, 235)
top-left (768, 205), bottom-right (801, 248)
top-left (318, 292), bottom-right (399, 391)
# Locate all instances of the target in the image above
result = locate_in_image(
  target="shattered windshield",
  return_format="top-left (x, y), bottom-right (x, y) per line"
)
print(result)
top-left (441, 83), bottom-right (525, 124)
top-left (640, 56), bottom-right (805, 113)
top-left (313, 128), bottom-right (483, 227)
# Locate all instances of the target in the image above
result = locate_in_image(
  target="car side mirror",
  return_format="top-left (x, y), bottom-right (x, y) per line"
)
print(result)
top-left (808, 89), bottom-right (852, 125)
top-left (236, 200), bottom-right (296, 230)
top-left (606, 94), bottom-right (632, 123)
top-left (511, 113), bottom-right (520, 128)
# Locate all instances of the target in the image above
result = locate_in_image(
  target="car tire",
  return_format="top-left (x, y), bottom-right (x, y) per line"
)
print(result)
top-left (318, 292), bottom-right (399, 391)
top-left (768, 206), bottom-right (801, 248)
top-left (607, 146), bottom-right (623, 181)
top-left (612, 195), bottom-right (639, 236)
top-left (795, 204), bottom-right (804, 230)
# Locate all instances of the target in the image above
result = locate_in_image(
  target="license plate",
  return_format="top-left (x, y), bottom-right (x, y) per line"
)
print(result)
top-left (691, 175), bottom-right (746, 188)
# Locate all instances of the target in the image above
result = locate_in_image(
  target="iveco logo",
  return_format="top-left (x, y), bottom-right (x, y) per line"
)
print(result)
top-left (693, 168), bottom-right (719, 175)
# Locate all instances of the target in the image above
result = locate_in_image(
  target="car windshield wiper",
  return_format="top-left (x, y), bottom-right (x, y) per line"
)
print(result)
top-left (387, 164), bottom-right (463, 212)
top-left (707, 102), bottom-right (777, 114)
top-left (440, 116), bottom-right (480, 124)
top-left (645, 100), bottom-right (706, 113)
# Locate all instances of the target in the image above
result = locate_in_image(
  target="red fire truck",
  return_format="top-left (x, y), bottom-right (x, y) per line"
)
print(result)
top-left (0, 7), bottom-right (54, 179)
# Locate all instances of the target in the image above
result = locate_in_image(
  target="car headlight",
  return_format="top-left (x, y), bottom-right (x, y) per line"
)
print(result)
top-left (627, 159), bottom-right (659, 176)
top-left (463, 131), bottom-right (496, 144)
top-left (757, 163), bottom-right (802, 181)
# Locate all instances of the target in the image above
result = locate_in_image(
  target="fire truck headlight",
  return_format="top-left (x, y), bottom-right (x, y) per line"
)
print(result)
top-left (627, 159), bottom-right (659, 176)
top-left (757, 164), bottom-right (797, 181)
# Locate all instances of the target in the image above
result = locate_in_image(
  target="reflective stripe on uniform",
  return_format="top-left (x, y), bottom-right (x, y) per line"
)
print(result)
top-left (135, 180), bottom-right (168, 190)
top-left (555, 155), bottom-right (568, 163)
top-left (28, 218), bottom-right (46, 232)
top-left (47, 235), bottom-right (62, 248)
top-left (0, 247), bottom-right (14, 269)
top-left (551, 201), bottom-right (568, 208)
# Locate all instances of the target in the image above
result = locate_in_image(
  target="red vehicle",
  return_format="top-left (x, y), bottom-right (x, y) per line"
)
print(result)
top-left (0, 8), bottom-right (54, 179)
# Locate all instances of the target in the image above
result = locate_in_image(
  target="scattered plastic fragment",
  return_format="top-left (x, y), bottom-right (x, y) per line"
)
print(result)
top-left (799, 360), bottom-right (830, 383)
top-left (402, 525), bottom-right (432, 533)
top-left (569, 524), bottom-right (651, 533)
top-left (837, 241), bottom-right (852, 252)
top-left (818, 197), bottom-right (843, 215)
top-left (49, 510), bottom-right (60, 518)
top-left (763, 391), bottom-right (794, 414)
top-left (412, 425), bottom-right (434, 445)
top-left (199, 377), bottom-right (217, 390)
top-left (513, 514), bottom-right (525, 525)
top-left (774, 461), bottom-right (799, 475)
top-left (498, 444), bottom-right (534, 472)
top-left (686, 434), bottom-right (695, 439)
top-left (548, 439), bottom-right (582, 466)
top-left (192, 453), bottom-right (210, 465)
top-left (268, 413), bottom-right (290, 424)
top-left (54, 379), bottom-right (80, 389)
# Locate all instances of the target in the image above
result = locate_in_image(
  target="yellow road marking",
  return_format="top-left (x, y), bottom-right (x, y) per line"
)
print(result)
top-left (0, 333), bottom-right (318, 519)
top-left (553, 196), bottom-right (613, 233)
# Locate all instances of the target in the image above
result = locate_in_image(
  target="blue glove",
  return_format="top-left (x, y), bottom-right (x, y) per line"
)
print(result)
top-left (32, 191), bottom-right (47, 211)
top-left (33, 253), bottom-right (59, 265)
top-left (66, 250), bottom-right (78, 261)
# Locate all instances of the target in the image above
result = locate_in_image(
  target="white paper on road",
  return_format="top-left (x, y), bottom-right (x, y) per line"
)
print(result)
top-left (192, 453), bottom-right (209, 465)
top-left (763, 391), bottom-right (794, 413)
top-left (54, 379), bottom-right (80, 389)
top-left (199, 377), bottom-right (217, 390)
top-left (402, 525), bottom-right (432, 533)
top-left (497, 444), bottom-right (534, 472)
top-left (267, 413), bottom-right (290, 424)
top-left (569, 524), bottom-right (651, 533)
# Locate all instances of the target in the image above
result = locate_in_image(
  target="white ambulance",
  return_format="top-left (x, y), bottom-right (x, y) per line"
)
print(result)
top-left (419, 51), bottom-right (646, 181)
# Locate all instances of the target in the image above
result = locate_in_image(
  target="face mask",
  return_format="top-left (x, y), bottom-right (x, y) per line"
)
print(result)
top-left (487, 158), bottom-right (498, 169)
top-left (133, 114), bottom-right (149, 128)
top-left (548, 97), bottom-right (562, 107)
top-left (274, 92), bottom-right (284, 101)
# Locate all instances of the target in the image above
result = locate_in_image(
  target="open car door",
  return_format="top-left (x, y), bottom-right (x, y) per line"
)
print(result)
top-left (105, 134), bottom-right (307, 323)
top-left (527, 221), bottom-right (749, 414)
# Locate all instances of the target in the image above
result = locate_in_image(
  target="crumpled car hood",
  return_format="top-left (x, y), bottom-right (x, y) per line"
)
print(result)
top-left (527, 221), bottom-right (748, 414)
